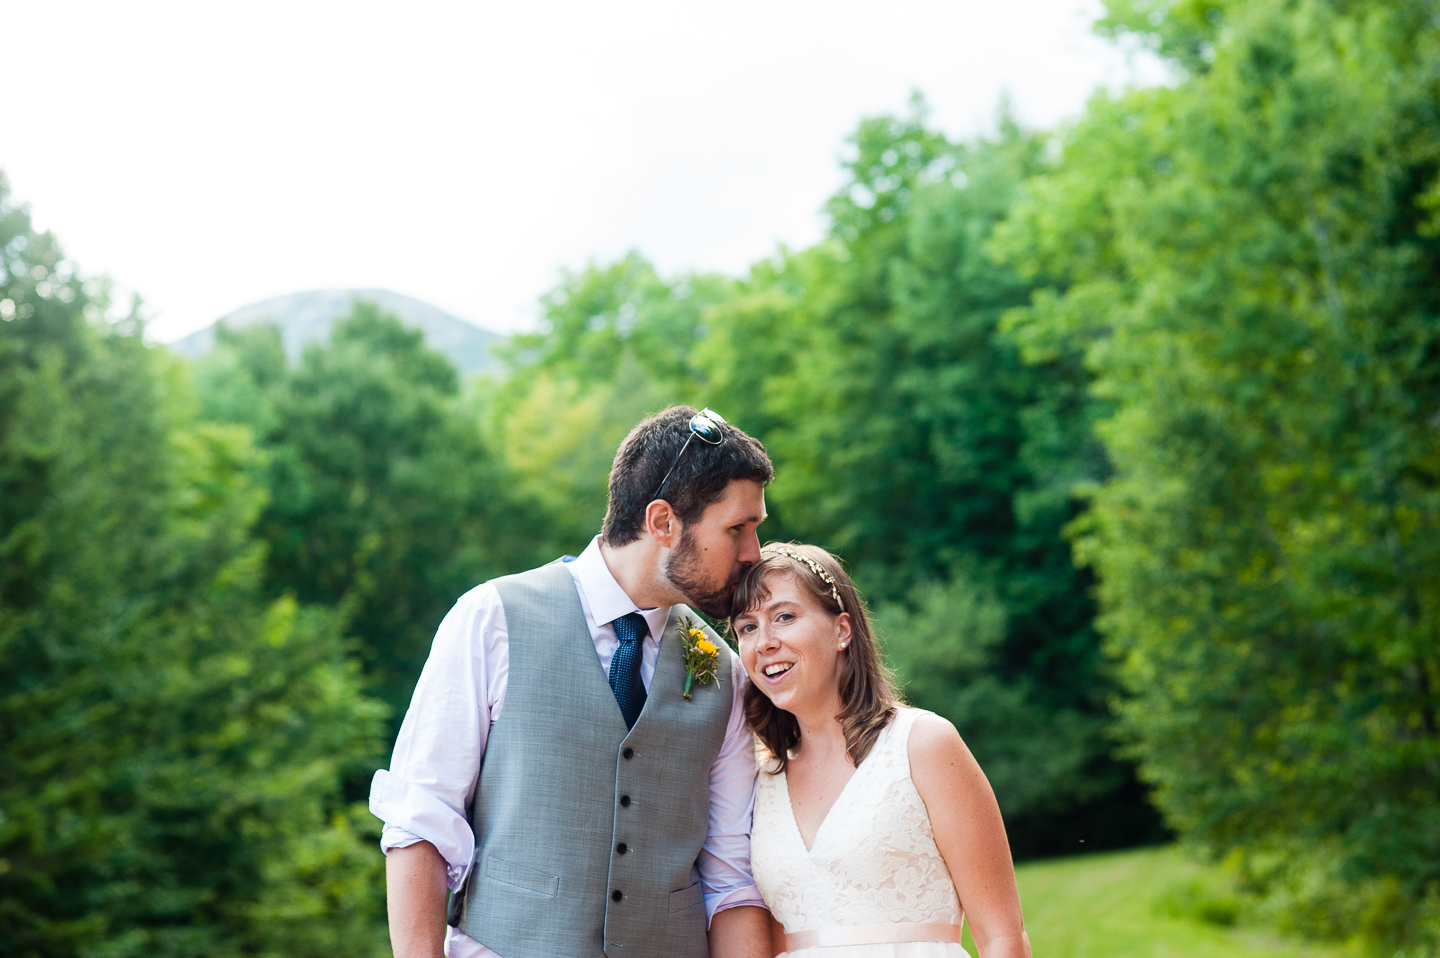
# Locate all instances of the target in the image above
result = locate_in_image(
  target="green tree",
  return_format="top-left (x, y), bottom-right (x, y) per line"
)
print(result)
top-left (0, 176), bottom-right (388, 957)
top-left (489, 253), bottom-right (733, 551)
top-left (196, 303), bottom-right (554, 718)
top-left (873, 573), bottom-right (1108, 826)
top-left (999, 0), bottom-right (1440, 948)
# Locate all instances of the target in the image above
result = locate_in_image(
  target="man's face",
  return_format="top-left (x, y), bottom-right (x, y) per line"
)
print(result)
top-left (663, 479), bottom-right (766, 617)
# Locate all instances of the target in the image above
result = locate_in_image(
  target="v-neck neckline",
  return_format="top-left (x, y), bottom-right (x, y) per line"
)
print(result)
top-left (780, 731), bottom-right (879, 855)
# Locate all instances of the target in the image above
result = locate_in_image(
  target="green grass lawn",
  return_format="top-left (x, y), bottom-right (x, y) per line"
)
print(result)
top-left (959, 845), bottom-right (1346, 958)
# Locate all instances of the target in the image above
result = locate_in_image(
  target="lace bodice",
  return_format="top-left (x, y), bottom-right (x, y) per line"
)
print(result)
top-left (751, 707), bottom-right (964, 934)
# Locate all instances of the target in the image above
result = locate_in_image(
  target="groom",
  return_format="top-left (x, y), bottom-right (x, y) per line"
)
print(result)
top-left (371, 406), bottom-right (774, 958)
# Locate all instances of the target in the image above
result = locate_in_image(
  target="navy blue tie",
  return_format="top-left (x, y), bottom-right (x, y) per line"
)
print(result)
top-left (610, 612), bottom-right (648, 730)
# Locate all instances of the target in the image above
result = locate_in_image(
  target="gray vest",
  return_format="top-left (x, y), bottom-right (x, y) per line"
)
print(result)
top-left (454, 562), bottom-right (735, 958)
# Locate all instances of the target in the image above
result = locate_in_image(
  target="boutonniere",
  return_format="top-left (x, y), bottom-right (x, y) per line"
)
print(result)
top-left (680, 616), bottom-right (720, 700)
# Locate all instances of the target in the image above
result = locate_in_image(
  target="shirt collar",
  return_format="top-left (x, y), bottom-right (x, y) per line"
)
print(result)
top-left (569, 535), bottom-right (670, 638)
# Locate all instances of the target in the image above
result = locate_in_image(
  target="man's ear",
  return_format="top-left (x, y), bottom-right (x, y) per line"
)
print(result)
top-left (644, 499), bottom-right (680, 548)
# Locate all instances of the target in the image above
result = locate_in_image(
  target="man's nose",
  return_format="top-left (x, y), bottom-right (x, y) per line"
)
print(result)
top-left (739, 528), bottom-right (761, 565)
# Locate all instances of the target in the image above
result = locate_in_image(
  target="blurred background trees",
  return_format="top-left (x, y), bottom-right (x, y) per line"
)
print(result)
top-left (1000, 0), bottom-right (1440, 946)
top-left (194, 305), bottom-right (553, 719)
top-left (0, 178), bottom-right (389, 957)
top-left (3, 0), bottom-right (1438, 954)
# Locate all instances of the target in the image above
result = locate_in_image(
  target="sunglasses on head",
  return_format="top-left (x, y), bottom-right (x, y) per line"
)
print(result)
top-left (651, 408), bottom-right (727, 501)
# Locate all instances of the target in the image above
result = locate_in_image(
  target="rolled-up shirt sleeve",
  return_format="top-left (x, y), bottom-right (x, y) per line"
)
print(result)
top-left (698, 652), bottom-right (765, 923)
top-left (369, 585), bottom-right (506, 892)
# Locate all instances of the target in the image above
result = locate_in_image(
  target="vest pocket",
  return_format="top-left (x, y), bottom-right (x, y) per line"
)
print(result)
top-left (668, 880), bottom-right (704, 913)
top-left (482, 857), bottom-right (560, 898)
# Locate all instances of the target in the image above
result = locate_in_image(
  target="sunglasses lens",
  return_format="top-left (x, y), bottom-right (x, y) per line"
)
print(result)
top-left (691, 409), bottom-right (726, 442)
top-left (654, 409), bottom-right (729, 498)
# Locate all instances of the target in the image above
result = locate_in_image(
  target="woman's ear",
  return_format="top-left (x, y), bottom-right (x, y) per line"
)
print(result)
top-left (836, 611), bottom-right (852, 649)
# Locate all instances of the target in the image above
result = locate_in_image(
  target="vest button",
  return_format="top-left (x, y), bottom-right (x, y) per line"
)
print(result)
top-left (622, 747), bottom-right (634, 760)
top-left (620, 795), bottom-right (631, 807)
top-left (616, 842), bottom-right (628, 854)
top-left (611, 889), bottom-right (624, 902)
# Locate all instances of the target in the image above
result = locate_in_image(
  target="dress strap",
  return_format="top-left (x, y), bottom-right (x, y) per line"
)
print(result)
top-left (882, 706), bottom-right (924, 763)
top-left (784, 921), bottom-right (964, 950)
top-left (891, 705), bottom-right (923, 739)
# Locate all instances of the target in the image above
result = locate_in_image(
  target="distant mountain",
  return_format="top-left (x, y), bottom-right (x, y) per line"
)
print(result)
top-left (168, 289), bottom-right (504, 375)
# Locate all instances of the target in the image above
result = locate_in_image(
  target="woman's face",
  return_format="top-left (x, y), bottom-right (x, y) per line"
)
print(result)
top-left (733, 570), bottom-right (851, 717)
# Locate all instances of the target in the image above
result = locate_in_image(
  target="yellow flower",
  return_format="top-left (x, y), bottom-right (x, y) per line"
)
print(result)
top-left (688, 628), bottom-right (706, 641)
top-left (695, 638), bottom-right (719, 656)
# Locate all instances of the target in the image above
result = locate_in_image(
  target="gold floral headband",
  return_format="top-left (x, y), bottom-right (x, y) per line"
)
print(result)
top-left (764, 545), bottom-right (844, 612)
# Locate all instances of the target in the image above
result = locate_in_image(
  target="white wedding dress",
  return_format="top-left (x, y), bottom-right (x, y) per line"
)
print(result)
top-left (751, 707), bottom-right (967, 958)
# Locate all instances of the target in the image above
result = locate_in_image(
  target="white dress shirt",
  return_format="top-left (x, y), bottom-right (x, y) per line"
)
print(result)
top-left (369, 536), bottom-right (762, 958)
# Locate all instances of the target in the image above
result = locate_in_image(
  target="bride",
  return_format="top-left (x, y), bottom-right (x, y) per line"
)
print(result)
top-left (731, 543), bottom-right (1031, 958)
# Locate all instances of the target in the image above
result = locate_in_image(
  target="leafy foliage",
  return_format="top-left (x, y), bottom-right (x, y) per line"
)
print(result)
top-left (0, 176), bottom-right (388, 957)
top-left (482, 254), bottom-right (734, 552)
top-left (196, 305), bottom-right (554, 717)
top-left (1000, 0), bottom-right (1440, 948)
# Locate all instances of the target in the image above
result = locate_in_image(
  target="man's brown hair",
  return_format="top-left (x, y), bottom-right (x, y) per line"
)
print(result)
top-left (601, 406), bottom-right (773, 546)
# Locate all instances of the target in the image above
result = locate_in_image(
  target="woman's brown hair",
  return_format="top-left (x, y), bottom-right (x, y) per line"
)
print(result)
top-left (729, 542), bottom-right (902, 773)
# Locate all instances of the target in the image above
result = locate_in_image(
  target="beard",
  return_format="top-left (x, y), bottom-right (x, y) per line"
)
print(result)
top-left (664, 527), bottom-right (740, 618)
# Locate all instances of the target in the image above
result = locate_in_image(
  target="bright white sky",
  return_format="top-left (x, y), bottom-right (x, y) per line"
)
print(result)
top-left (4, 0), bottom-right (1158, 341)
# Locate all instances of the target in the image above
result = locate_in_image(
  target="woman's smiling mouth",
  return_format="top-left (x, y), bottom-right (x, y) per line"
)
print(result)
top-left (762, 662), bottom-right (795, 681)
